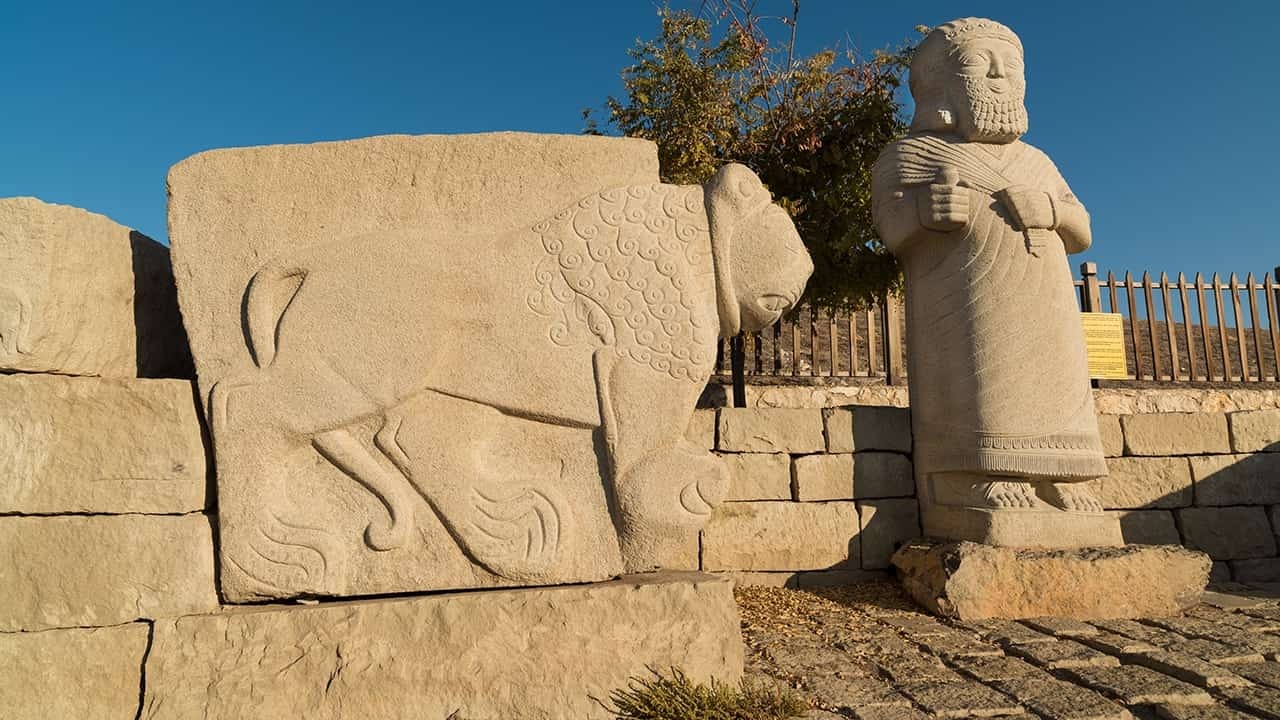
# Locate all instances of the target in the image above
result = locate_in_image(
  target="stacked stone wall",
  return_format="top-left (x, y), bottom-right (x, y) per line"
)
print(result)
top-left (687, 405), bottom-right (920, 588)
top-left (691, 402), bottom-right (1280, 588)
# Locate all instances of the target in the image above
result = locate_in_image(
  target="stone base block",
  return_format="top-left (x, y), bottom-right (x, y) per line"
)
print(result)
top-left (892, 540), bottom-right (1210, 620)
top-left (920, 502), bottom-right (1124, 549)
top-left (142, 572), bottom-right (743, 720)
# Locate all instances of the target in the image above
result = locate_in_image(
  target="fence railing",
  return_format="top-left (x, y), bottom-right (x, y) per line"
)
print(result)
top-left (714, 263), bottom-right (1280, 385)
top-left (1077, 263), bottom-right (1280, 383)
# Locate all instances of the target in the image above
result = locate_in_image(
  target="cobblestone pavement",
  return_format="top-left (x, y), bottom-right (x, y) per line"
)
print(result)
top-left (737, 581), bottom-right (1280, 720)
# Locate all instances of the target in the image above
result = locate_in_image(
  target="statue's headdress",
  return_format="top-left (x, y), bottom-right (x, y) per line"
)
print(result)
top-left (909, 17), bottom-right (1023, 133)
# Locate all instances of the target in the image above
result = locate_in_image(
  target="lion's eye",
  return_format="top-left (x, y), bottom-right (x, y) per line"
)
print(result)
top-left (758, 294), bottom-right (789, 313)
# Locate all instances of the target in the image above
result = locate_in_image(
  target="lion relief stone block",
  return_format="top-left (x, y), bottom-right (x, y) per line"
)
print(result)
top-left (168, 133), bottom-right (812, 601)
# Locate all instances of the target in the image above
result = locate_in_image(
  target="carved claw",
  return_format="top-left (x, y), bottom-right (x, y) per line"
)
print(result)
top-left (1038, 482), bottom-right (1105, 513)
top-left (978, 480), bottom-right (1040, 509)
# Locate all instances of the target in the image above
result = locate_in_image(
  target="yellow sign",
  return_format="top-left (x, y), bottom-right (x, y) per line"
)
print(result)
top-left (1081, 312), bottom-right (1128, 380)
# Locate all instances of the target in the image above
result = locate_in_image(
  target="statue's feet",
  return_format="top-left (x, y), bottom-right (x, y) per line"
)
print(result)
top-left (1038, 482), bottom-right (1105, 513)
top-left (976, 480), bottom-right (1040, 509)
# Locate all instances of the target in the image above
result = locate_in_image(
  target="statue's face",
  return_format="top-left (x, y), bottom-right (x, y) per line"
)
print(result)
top-left (948, 37), bottom-right (1027, 142)
top-left (729, 204), bottom-right (813, 333)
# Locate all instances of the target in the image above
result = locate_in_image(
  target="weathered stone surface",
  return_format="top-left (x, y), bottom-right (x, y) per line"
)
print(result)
top-left (1231, 559), bottom-right (1280, 583)
top-left (823, 406), bottom-right (912, 454)
top-left (899, 680), bottom-right (1022, 718)
top-left (170, 134), bottom-right (814, 599)
top-left (724, 571), bottom-right (799, 588)
top-left (0, 197), bottom-right (191, 378)
top-left (0, 623), bottom-right (150, 720)
top-left (858, 499), bottom-right (920, 570)
top-left (1113, 510), bottom-right (1182, 546)
top-left (1086, 457), bottom-right (1193, 509)
top-left (855, 452), bottom-right (915, 498)
top-left (703, 501), bottom-right (860, 571)
top-left (720, 408), bottom-right (826, 453)
top-left (1229, 409), bottom-right (1280, 453)
top-left (793, 454), bottom-right (853, 501)
top-left (1007, 639), bottom-right (1120, 670)
top-left (1063, 665), bottom-right (1214, 706)
top-left (892, 540), bottom-right (1210, 620)
top-left (993, 677), bottom-right (1131, 720)
top-left (142, 573), bottom-right (743, 720)
top-left (0, 514), bottom-right (217, 631)
top-left (1165, 638), bottom-right (1263, 665)
top-left (1157, 704), bottom-right (1258, 720)
top-left (1122, 413), bottom-right (1231, 456)
top-left (1190, 453), bottom-right (1280, 506)
top-left (722, 452), bottom-right (792, 501)
top-left (1098, 414), bottom-right (1124, 457)
top-left (1217, 685), bottom-right (1280, 719)
top-left (685, 408), bottom-right (717, 449)
top-left (1212, 562), bottom-right (1232, 583)
top-left (1127, 650), bottom-right (1251, 689)
top-left (799, 674), bottom-right (911, 711)
top-left (949, 654), bottom-right (1044, 682)
top-left (0, 374), bottom-right (206, 513)
top-left (1021, 616), bottom-right (1099, 638)
top-left (795, 569), bottom-right (891, 588)
top-left (1177, 506), bottom-right (1277, 560)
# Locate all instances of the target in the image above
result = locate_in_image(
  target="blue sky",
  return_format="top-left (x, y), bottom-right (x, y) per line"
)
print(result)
top-left (2, 1), bottom-right (1276, 279)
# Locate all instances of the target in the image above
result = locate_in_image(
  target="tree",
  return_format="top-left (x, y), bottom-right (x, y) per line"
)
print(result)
top-left (586, 2), bottom-right (916, 310)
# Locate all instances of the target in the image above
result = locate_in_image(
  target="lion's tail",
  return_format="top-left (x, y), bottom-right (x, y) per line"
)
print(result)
top-left (243, 264), bottom-right (307, 369)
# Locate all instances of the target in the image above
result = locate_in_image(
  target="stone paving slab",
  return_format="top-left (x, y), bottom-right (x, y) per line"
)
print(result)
top-left (1062, 665), bottom-right (1215, 706)
top-left (1126, 650), bottom-right (1252, 689)
top-left (737, 581), bottom-right (1280, 719)
top-left (899, 681), bottom-right (1022, 719)
top-left (992, 677), bottom-right (1131, 720)
top-left (1007, 639), bottom-right (1123, 670)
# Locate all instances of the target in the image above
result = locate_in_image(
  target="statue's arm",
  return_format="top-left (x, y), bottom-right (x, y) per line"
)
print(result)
top-left (1049, 183), bottom-right (1091, 254)
top-left (873, 185), bottom-right (932, 256)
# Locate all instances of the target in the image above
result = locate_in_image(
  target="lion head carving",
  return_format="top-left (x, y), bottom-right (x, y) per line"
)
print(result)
top-left (706, 164), bottom-right (813, 336)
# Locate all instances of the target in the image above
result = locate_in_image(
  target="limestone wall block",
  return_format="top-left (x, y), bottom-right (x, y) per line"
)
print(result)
top-left (685, 408), bottom-right (718, 450)
top-left (1084, 457), bottom-right (1193, 509)
top-left (0, 514), bottom-right (218, 631)
top-left (854, 452), bottom-right (915, 498)
top-left (1097, 414), bottom-right (1124, 457)
top-left (823, 405), bottom-right (912, 453)
top-left (718, 408), bottom-right (825, 453)
top-left (141, 573), bottom-right (743, 720)
top-left (0, 375), bottom-right (207, 514)
top-left (1121, 413), bottom-right (1230, 456)
top-left (1229, 558), bottom-right (1280, 583)
top-left (0, 622), bottom-right (149, 720)
top-left (0, 197), bottom-right (191, 378)
top-left (1190, 453), bottom-right (1280, 506)
top-left (1176, 506), bottom-right (1278, 560)
top-left (701, 501), bottom-right (860, 571)
top-left (792, 453), bottom-right (853, 501)
top-left (1228, 410), bottom-right (1280, 453)
top-left (720, 453), bottom-right (791, 501)
top-left (1110, 510), bottom-right (1181, 546)
top-left (858, 499), bottom-right (921, 570)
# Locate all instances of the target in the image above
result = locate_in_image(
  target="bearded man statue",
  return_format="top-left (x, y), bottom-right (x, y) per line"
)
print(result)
top-left (872, 18), bottom-right (1121, 548)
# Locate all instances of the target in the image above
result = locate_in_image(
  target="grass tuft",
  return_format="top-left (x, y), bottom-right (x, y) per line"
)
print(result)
top-left (602, 667), bottom-right (808, 720)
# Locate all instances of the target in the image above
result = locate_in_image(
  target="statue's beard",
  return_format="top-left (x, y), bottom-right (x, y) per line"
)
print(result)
top-left (960, 77), bottom-right (1028, 142)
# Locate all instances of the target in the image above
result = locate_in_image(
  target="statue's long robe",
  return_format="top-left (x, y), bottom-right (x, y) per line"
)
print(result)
top-left (874, 136), bottom-right (1106, 478)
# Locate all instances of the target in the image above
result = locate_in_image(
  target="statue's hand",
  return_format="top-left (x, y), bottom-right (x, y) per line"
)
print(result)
top-left (916, 168), bottom-right (969, 233)
top-left (997, 185), bottom-right (1056, 231)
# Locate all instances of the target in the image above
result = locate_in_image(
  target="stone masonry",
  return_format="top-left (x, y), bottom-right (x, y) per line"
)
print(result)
top-left (695, 405), bottom-right (1280, 588)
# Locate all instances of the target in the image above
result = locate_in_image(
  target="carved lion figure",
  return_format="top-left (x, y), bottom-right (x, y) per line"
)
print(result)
top-left (211, 163), bottom-right (812, 594)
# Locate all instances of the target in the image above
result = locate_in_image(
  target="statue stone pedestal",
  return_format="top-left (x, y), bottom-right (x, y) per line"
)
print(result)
top-left (892, 540), bottom-right (1210, 621)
